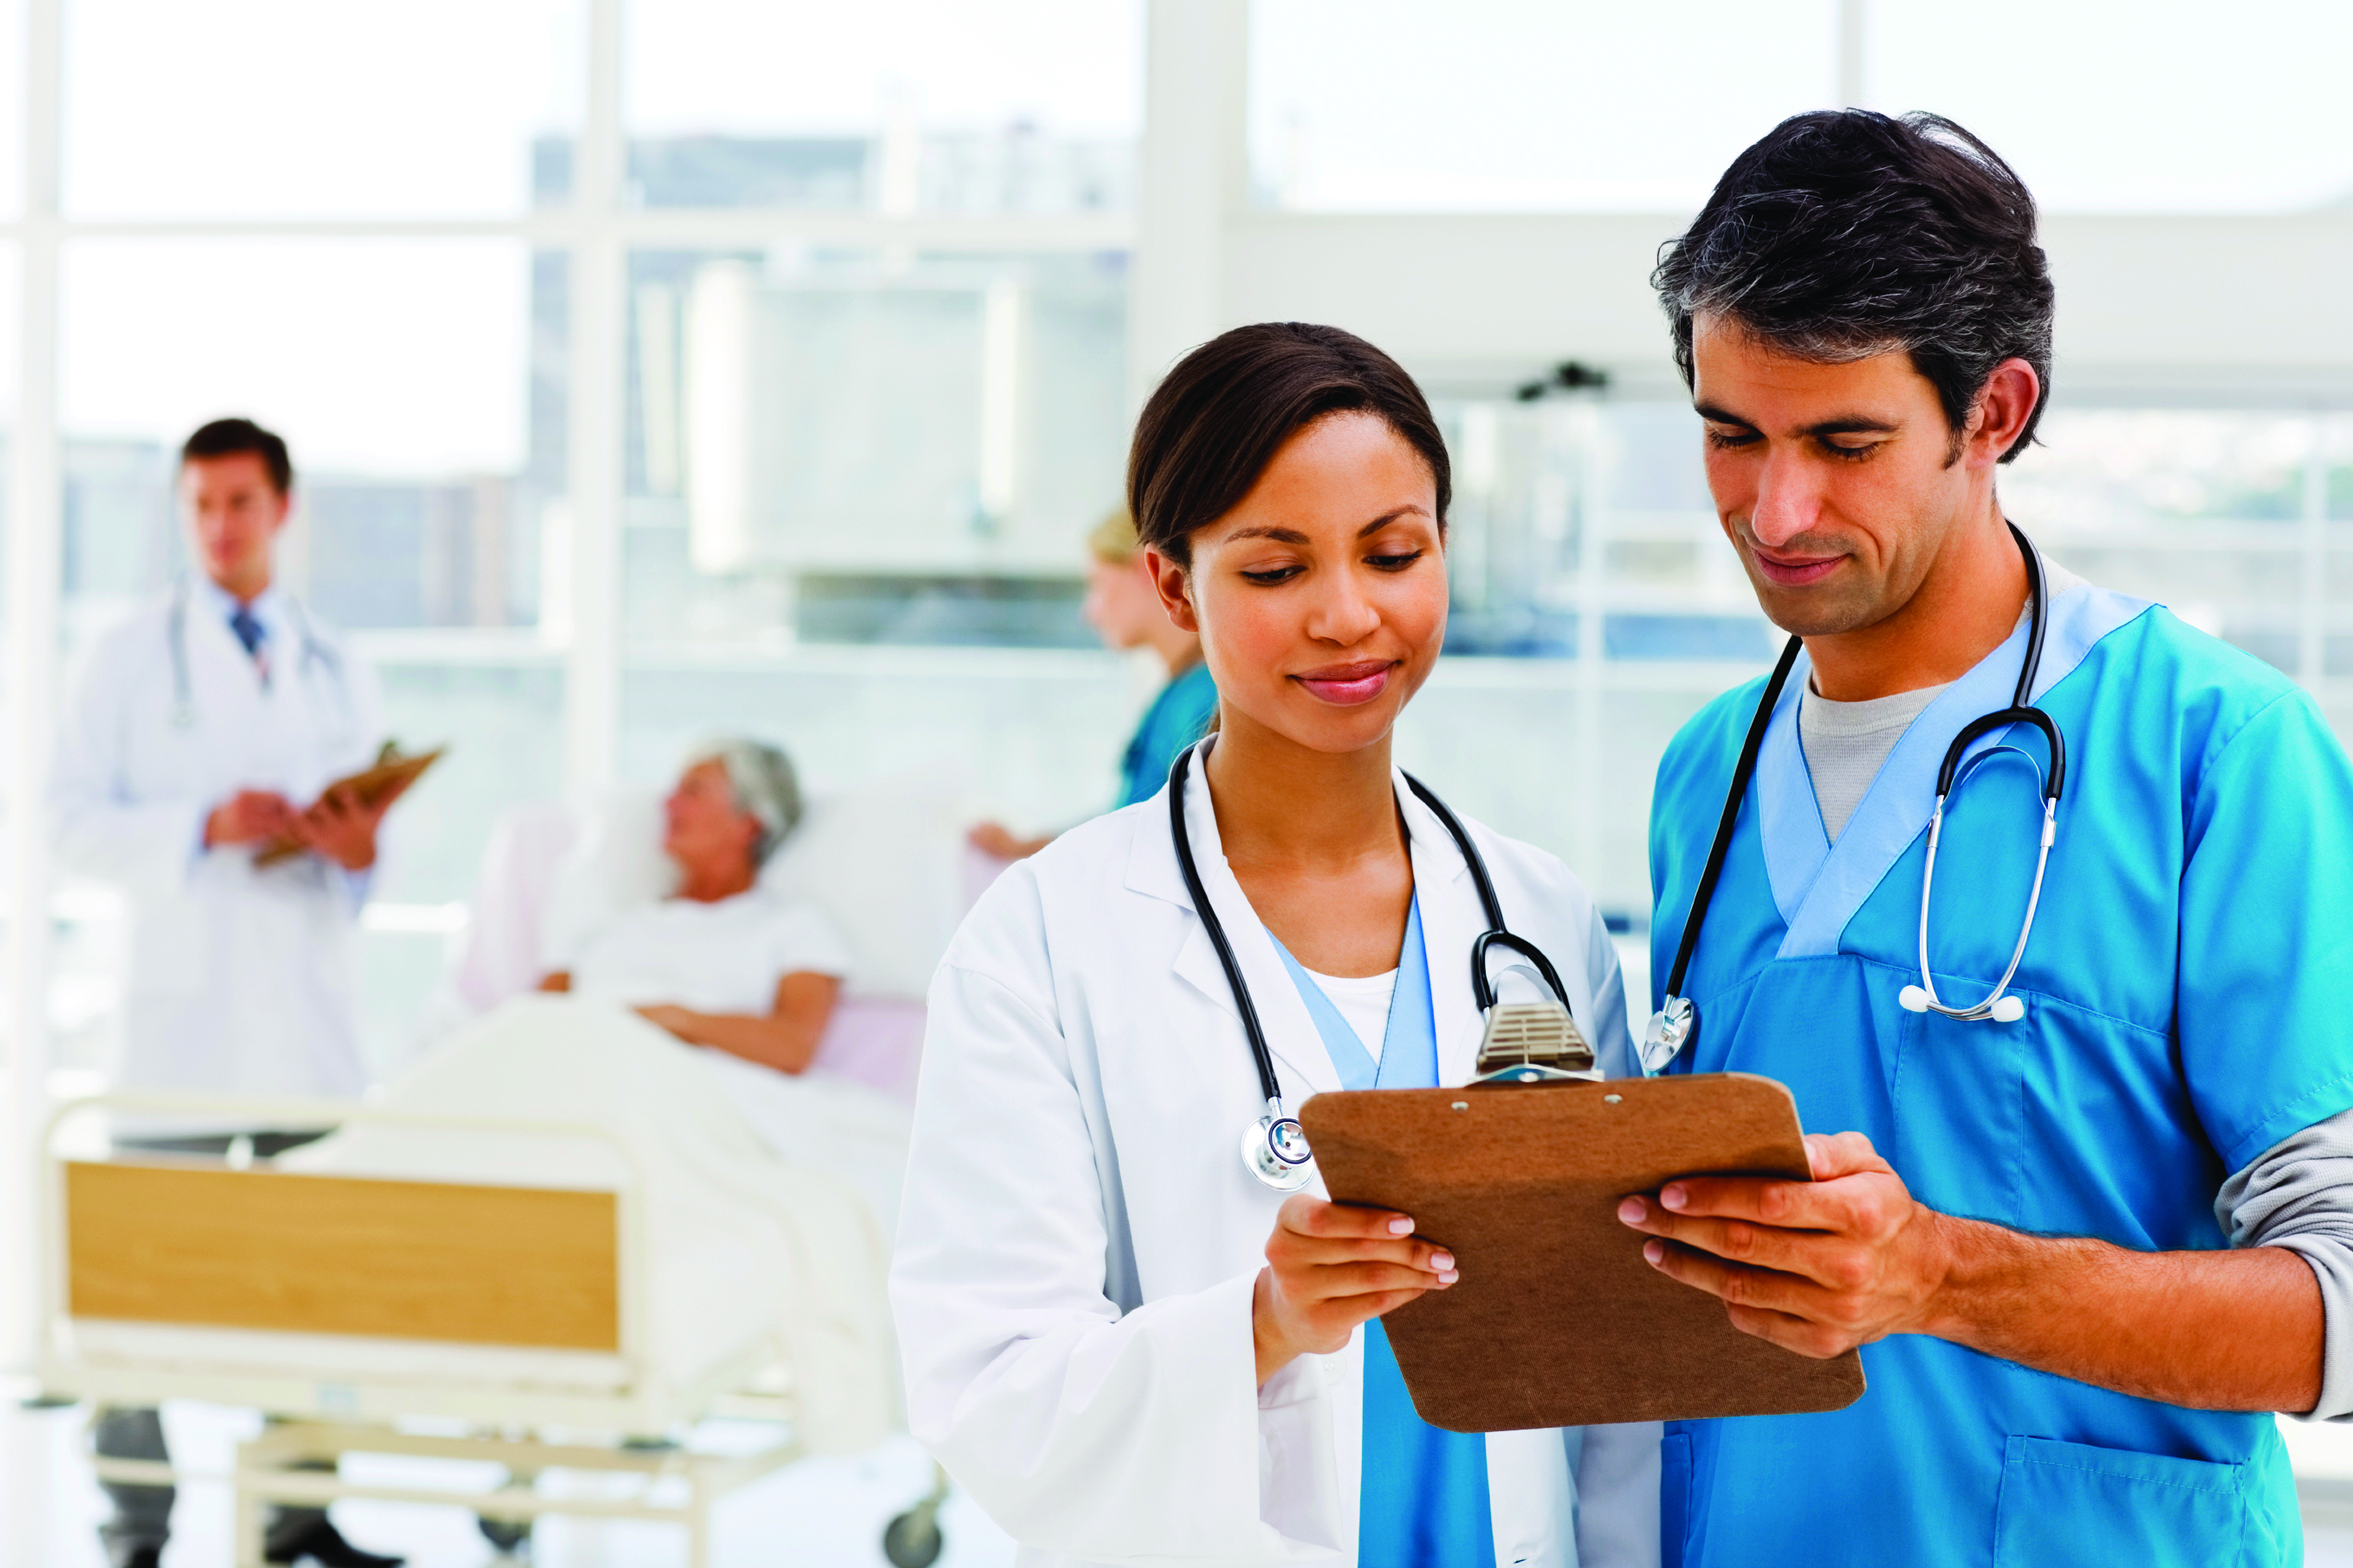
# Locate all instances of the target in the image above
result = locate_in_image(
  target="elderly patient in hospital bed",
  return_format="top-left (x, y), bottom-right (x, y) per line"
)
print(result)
top-left (279, 738), bottom-right (968, 1449)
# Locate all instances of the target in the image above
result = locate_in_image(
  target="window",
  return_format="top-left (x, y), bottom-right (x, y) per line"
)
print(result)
top-left (1867, 0), bottom-right (2353, 213)
top-left (626, 0), bottom-right (1142, 211)
top-left (62, 0), bottom-right (579, 217)
top-left (1250, 0), bottom-right (1836, 211)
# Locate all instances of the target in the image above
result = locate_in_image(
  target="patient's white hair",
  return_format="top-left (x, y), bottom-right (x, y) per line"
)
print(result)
top-left (688, 736), bottom-right (804, 865)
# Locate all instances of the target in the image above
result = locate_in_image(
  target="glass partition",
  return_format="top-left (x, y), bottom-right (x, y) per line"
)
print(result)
top-left (617, 240), bottom-right (1141, 836)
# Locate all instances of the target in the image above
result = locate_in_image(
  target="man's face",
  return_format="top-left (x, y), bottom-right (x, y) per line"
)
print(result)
top-left (1690, 315), bottom-right (1981, 638)
top-left (180, 451), bottom-right (290, 595)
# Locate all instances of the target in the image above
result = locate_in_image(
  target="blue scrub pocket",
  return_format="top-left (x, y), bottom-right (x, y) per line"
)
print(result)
top-left (1992, 1435), bottom-right (2251, 1568)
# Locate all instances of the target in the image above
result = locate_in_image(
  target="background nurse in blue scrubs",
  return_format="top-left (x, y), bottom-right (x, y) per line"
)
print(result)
top-left (969, 510), bottom-right (1218, 859)
top-left (1622, 109), bottom-right (2353, 1568)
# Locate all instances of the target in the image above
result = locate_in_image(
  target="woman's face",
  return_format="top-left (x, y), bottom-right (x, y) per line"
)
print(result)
top-left (664, 758), bottom-right (760, 874)
top-left (1154, 411), bottom-right (1446, 755)
top-left (1081, 553), bottom-right (1162, 651)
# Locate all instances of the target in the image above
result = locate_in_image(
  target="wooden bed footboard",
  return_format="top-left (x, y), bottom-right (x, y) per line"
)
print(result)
top-left (64, 1162), bottom-right (619, 1351)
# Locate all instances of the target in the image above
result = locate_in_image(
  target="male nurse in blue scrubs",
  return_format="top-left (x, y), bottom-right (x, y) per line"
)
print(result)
top-left (1621, 109), bottom-right (2353, 1567)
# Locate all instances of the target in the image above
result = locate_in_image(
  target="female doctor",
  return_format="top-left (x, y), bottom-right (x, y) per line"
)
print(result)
top-left (891, 324), bottom-right (1659, 1568)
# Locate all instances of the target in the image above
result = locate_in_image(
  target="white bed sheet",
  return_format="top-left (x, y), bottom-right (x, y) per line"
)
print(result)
top-left (77, 998), bottom-right (900, 1452)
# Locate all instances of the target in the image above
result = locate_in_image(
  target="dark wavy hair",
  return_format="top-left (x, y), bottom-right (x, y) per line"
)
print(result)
top-left (181, 416), bottom-right (295, 494)
top-left (1127, 322), bottom-right (1449, 567)
top-left (1653, 110), bottom-right (2054, 463)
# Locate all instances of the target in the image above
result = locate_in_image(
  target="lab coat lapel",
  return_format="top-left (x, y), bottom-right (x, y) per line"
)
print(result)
top-left (1397, 773), bottom-right (1483, 1088)
top-left (1122, 747), bottom-right (1343, 1100)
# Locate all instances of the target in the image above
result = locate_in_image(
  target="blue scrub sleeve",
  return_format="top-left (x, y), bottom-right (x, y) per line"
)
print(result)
top-left (2179, 689), bottom-right (2353, 1173)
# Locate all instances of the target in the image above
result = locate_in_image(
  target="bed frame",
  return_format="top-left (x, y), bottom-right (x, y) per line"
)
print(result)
top-left (33, 1091), bottom-right (901, 1568)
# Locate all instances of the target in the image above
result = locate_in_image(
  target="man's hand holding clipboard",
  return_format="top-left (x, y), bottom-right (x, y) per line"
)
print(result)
top-left (253, 742), bottom-right (444, 870)
top-left (1300, 1073), bottom-right (1867, 1432)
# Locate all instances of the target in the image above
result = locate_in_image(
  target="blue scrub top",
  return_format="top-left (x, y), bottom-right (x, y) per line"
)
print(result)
top-left (1646, 583), bottom-right (2353, 1568)
top-left (1118, 660), bottom-right (1218, 809)
top-left (1272, 898), bottom-right (1497, 1568)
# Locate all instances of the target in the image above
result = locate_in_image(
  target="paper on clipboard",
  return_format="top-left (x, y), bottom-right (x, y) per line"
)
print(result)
top-left (1299, 1072), bottom-right (1866, 1432)
top-left (254, 745), bottom-right (445, 867)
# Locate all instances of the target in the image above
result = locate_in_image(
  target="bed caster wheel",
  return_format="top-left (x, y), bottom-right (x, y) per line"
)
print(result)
top-left (477, 1515), bottom-right (532, 1556)
top-left (882, 1503), bottom-right (944, 1568)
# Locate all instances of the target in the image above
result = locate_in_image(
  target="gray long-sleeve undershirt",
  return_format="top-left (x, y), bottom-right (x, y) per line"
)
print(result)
top-left (1799, 580), bottom-right (2353, 1416)
top-left (2215, 1111), bottom-right (2353, 1418)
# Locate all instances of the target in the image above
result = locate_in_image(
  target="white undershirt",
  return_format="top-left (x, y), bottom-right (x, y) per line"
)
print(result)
top-left (1300, 965), bottom-right (1397, 1066)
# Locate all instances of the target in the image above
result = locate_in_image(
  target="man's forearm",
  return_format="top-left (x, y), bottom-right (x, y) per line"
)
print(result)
top-left (1924, 1213), bottom-right (2321, 1412)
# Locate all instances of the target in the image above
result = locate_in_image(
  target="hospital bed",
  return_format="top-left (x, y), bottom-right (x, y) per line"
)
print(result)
top-left (34, 780), bottom-right (999, 1567)
top-left (36, 1085), bottom-right (933, 1568)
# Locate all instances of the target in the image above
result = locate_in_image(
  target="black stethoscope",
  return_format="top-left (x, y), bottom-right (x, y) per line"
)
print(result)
top-left (1166, 742), bottom-right (1574, 1191)
top-left (166, 578), bottom-right (349, 731)
top-left (1644, 522), bottom-right (2065, 1069)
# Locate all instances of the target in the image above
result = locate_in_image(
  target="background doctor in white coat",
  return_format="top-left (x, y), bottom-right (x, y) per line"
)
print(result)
top-left (54, 417), bottom-right (394, 1114)
top-left (50, 418), bottom-right (403, 1568)
top-left (892, 324), bottom-right (1659, 1568)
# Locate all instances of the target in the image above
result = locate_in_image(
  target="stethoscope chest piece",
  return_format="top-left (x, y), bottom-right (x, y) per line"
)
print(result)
top-left (1642, 994), bottom-right (1695, 1072)
top-left (1243, 1111), bottom-right (1316, 1192)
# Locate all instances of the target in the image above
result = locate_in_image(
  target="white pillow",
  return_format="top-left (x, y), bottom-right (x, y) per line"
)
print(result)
top-left (539, 787), bottom-right (671, 972)
top-left (541, 779), bottom-right (964, 1001)
top-left (761, 780), bottom-right (965, 1000)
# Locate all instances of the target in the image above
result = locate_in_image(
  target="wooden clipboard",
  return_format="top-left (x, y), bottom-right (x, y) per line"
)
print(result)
top-left (254, 746), bottom-right (445, 867)
top-left (1299, 1072), bottom-right (1865, 1432)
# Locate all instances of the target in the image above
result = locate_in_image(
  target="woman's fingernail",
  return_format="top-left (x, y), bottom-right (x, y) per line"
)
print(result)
top-left (1388, 1217), bottom-right (1415, 1235)
top-left (1661, 1185), bottom-right (1688, 1210)
top-left (1429, 1252), bottom-right (1454, 1272)
top-left (1643, 1240), bottom-right (1665, 1265)
top-left (1436, 1270), bottom-right (1459, 1286)
top-left (1617, 1197), bottom-right (1646, 1224)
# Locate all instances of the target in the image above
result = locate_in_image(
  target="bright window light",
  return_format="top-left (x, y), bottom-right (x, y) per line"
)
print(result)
top-left (62, 0), bottom-right (580, 217)
top-left (1868, 0), bottom-right (2353, 213)
top-left (1250, 0), bottom-right (1836, 212)
top-left (60, 239), bottom-right (529, 477)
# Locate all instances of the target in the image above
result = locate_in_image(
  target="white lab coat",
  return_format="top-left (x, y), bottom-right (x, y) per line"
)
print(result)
top-left (51, 583), bottom-right (386, 1103)
top-left (891, 753), bottom-right (1661, 1568)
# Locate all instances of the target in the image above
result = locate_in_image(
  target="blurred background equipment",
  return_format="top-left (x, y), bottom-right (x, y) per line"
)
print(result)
top-left (6, 0), bottom-right (2353, 1563)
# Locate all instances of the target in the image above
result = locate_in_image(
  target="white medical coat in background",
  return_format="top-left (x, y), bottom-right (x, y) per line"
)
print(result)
top-left (891, 758), bottom-right (1662, 1568)
top-left (51, 583), bottom-right (386, 1101)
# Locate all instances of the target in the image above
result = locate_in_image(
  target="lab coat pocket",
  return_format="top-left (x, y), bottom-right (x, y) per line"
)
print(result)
top-left (1991, 1435), bottom-right (2249, 1568)
top-left (1658, 1432), bottom-right (1692, 1568)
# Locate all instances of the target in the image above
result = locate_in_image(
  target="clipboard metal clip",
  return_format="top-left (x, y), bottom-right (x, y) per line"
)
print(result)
top-left (1470, 1002), bottom-right (1599, 1086)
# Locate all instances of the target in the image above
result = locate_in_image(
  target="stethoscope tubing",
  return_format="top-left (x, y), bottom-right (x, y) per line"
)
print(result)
top-left (1655, 522), bottom-right (2063, 1047)
top-left (1165, 742), bottom-right (1573, 1163)
top-left (166, 578), bottom-right (348, 730)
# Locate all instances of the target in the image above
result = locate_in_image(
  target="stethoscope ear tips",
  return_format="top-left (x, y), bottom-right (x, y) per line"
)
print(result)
top-left (1898, 983), bottom-right (2026, 1023)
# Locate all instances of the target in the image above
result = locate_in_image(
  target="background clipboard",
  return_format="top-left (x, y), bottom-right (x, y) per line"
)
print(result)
top-left (1300, 1072), bottom-right (1865, 1432)
top-left (254, 746), bottom-right (445, 867)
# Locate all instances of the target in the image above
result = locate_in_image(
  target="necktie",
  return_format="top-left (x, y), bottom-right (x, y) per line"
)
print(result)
top-left (229, 604), bottom-right (270, 684)
top-left (229, 605), bottom-right (265, 658)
